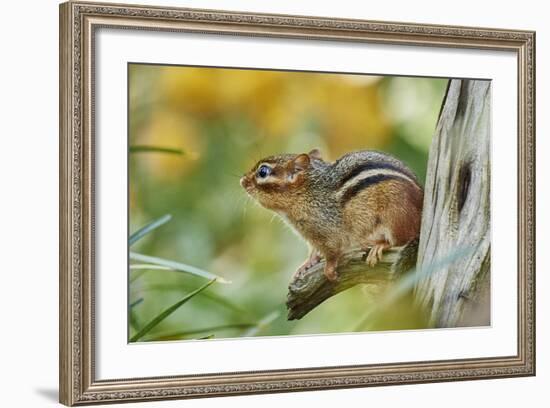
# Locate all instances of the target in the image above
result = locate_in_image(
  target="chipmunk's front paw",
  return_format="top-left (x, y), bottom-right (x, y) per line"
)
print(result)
top-left (296, 253), bottom-right (322, 276)
top-left (294, 265), bottom-right (308, 279)
top-left (295, 257), bottom-right (320, 279)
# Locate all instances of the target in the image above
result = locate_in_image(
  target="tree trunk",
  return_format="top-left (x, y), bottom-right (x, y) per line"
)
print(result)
top-left (414, 79), bottom-right (491, 327)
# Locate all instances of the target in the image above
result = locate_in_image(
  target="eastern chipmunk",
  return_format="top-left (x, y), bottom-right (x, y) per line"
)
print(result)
top-left (240, 149), bottom-right (423, 282)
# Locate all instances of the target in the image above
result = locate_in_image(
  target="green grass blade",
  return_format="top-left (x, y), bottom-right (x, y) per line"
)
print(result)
top-left (129, 145), bottom-right (184, 155)
top-left (130, 264), bottom-right (171, 270)
top-left (130, 279), bottom-right (216, 342)
top-left (129, 310), bottom-right (140, 332)
top-left (129, 214), bottom-right (172, 246)
top-left (129, 268), bottom-right (147, 284)
top-left (130, 298), bottom-right (144, 309)
top-left (242, 310), bottom-right (281, 337)
top-left (131, 283), bottom-right (249, 316)
top-left (145, 323), bottom-right (256, 341)
top-left (195, 292), bottom-right (248, 315)
top-left (129, 252), bottom-right (231, 283)
top-left (129, 299), bottom-right (143, 332)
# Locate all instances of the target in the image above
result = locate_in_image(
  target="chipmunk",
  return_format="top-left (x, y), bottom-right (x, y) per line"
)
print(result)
top-left (240, 149), bottom-right (423, 282)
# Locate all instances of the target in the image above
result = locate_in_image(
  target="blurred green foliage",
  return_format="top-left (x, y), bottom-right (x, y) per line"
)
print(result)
top-left (128, 64), bottom-right (447, 342)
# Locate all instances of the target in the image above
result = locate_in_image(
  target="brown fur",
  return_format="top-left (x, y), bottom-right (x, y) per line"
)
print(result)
top-left (240, 149), bottom-right (423, 281)
top-left (343, 179), bottom-right (423, 247)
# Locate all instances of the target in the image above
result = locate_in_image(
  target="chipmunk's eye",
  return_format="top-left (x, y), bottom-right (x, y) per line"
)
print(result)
top-left (256, 165), bottom-right (272, 179)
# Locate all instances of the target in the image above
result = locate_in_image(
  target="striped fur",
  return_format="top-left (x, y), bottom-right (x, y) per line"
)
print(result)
top-left (339, 161), bottom-right (418, 188)
top-left (337, 167), bottom-right (419, 202)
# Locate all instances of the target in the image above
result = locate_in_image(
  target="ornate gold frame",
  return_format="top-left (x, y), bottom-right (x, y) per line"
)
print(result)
top-left (59, 1), bottom-right (535, 405)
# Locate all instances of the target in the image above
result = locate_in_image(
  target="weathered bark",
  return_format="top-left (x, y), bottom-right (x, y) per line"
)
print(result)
top-left (286, 249), bottom-right (398, 320)
top-left (414, 79), bottom-right (491, 327)
top-left (286, 79), bottom-right (491, 328)
top-left (287, 243), bottom-right (418, 320)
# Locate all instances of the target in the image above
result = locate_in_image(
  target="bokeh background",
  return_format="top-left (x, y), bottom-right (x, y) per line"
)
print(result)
top-left (128, 64), bottom-right (448, 342)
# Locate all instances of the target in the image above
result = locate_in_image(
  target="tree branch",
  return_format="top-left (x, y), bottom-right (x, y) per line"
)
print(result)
top-left (286, 244), bottom-right (417, 320)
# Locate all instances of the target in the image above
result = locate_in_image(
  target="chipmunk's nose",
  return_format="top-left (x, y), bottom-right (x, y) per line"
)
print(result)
top-left (239, 176), bottom-right (248, 188)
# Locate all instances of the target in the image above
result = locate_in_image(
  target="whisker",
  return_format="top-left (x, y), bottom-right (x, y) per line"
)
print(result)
top-left (228, 190), bottom-right (245, 213)
top-left (270, 214), bottom-right (277, 224)
top-left (242, 196), bottom-right (250, 219)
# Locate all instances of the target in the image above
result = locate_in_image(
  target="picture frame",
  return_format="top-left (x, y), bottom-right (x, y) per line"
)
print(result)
top-left (59, 1), bottom-right (535, 405)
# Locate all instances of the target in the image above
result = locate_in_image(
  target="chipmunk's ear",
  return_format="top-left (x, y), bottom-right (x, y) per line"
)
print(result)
top-left (308, 148), bottom-right (322, 160)
top-left (292, 153), bottom-right (311, 172)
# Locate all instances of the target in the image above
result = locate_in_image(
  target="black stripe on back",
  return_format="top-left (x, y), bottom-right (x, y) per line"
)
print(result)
top-left (339, 162), bottom-right (417, 187)
top-left (341, 174), bottom-right (403, 203)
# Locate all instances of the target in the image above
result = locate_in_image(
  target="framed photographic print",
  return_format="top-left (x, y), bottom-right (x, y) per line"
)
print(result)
top-left (59, 1), bottom-right (536, 405)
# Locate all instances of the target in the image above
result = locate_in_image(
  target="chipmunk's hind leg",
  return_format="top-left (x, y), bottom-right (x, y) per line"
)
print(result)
top-left (364, 241), bottom-right (391, 267)
top-left (323, 253), bottom-right (341, 282)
